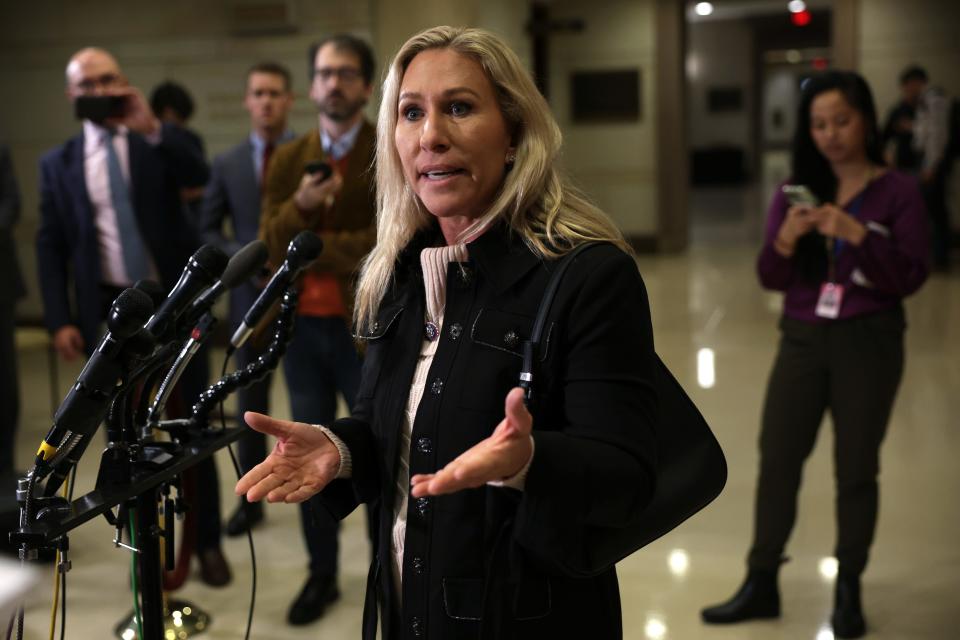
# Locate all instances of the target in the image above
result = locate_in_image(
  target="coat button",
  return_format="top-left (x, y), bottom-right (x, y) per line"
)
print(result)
top-left (449, 322), bottom-right (463, 341)
top-left (411, 616), bottom-right (423, 637)
top-left (503, 330), bottom-right (520, 349)
top-left (416, 437), bottom-right (432, 454)
top-left (415, 497), bottom-right (430, 517)
top-left (412, 555), bottom-right (424, 575)
top-left (430, 378), bottom-right (444, 395)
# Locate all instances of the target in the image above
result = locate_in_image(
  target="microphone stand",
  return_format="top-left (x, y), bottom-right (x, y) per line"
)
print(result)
top-left (12, 287), bottom-right (300, 640)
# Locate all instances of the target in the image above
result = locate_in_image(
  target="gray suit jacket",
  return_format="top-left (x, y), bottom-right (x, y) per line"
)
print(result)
top-left (199, 138), bottom-right (268, 324)
top-left (0, 143), bottom-right (25, 303)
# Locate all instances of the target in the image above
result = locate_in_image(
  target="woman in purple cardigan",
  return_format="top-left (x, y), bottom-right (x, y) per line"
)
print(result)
top-left (702, 71), bottom-right (929, 639)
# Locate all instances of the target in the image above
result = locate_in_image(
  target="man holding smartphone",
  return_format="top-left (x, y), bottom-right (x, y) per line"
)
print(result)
top-left (36, 48), bottom-right (232, 587)
top-left (199, 61), bottom-right (296, 537)
top-left (258, 34), bottom-right (377, 626)
top-left (37, 47), bottom-right (209, 361)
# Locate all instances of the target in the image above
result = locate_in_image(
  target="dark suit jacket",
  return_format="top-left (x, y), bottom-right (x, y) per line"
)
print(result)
top-left (0, 143), bottom-right (25, 303)
top-left (199, 137), bottom-right (270, 325)
top-left (322, 222), bottom-right (659, 639)
top-left (36, 123), bottom-right (209, 347)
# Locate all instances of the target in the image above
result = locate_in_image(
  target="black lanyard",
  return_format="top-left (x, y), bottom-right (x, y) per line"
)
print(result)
top-left (826, 187), bottom-right (868, 283)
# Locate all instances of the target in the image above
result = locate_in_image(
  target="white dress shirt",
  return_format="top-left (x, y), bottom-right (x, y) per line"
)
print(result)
top-left (82, 120), bottom-right (158, 287)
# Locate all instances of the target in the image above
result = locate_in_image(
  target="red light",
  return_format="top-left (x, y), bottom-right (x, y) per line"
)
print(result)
top-left (791, 9), bottom-right (812, 26)
top-left (812, 57), bottom-right (828, 70)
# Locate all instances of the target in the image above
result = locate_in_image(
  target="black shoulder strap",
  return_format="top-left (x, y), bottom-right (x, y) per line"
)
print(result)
top-left (519, 242), bottom-right (604, 406)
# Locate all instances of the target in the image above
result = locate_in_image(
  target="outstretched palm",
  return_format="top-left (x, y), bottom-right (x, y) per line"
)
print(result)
top-left (410, 387), bottom-right (534, 497)
top-left (235, 412), bottom-right (342, 504)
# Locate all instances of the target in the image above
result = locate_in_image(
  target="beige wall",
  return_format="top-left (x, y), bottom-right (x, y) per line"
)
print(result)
top-left (548, 0), bottom-right (661, 237)
top-left (373, 0), bottom-right (531, 73)
top-left (687, 19), bottom-right (754, 161)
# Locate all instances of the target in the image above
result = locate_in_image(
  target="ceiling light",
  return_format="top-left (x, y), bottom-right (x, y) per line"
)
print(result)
top-left (695, 2), bottom-right (714, 17)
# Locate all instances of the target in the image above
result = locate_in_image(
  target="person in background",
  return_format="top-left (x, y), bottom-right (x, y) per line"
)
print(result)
top-left (0, 141), bottom-right (26, 476)
top-left (881, 65), bottom-right (926, 173)
top-left (150, 80), bottom-right (207, 220)
top-left (37, 48), bottom-right (230, 587)
top-left (199, 61), bottom-right (295, 536)
top-left (237, 26), bottom-right (660, 639)
top-left (257, 34), bottom-right (378, 626)
top-left (910, 70), bottom-right (954, 271)
top-left (701, 71), bottom-right (929, 639)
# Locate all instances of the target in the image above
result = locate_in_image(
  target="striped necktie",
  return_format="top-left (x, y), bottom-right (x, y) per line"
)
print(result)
top-left (103, 130), bottom-right (151, 282)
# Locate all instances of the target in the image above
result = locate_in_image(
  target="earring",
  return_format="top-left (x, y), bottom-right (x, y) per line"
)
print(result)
top-left (506, 152), bottom-right (516, 164)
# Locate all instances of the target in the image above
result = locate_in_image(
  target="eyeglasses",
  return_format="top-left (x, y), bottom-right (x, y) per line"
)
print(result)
top-left (313, 67), bottom-right (363, 83)
top-left (74, 73), bottom-right (122, 94)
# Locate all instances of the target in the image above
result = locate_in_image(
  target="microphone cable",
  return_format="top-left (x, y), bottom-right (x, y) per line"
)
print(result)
top-left (219, 351), bottom-right (256, 640)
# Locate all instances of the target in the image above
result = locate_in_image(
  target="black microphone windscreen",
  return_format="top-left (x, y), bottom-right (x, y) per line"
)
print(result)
top-left (289, 231), bottom-right (324, 268)
top-left (107, 288), bottom-right (155, 338)
top-left (192, 244), bottom-right (230, 280)
top-left (134, 279), bottom-right (165, 306)
top-left (220, 240), bottom-right (269, 289)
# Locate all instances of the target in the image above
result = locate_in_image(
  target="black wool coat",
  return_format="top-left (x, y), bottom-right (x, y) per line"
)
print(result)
top-left (322, 222), bottom-right (659, 640)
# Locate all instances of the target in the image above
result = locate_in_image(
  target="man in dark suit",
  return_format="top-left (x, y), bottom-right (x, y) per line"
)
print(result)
top-left (36, 47), bottom-right (232, 586)
top-left (199, 61), bottom-right (295, 536)
top-left (37, 47), bottom-right (209, 358)
top-left (0, 142), bottom-right (26, 475)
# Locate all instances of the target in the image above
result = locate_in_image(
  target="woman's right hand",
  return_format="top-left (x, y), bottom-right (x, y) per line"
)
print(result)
top-left (774, 205), bottom-right (817, 256)
top-left (235, 412), bottom-right (342, 504)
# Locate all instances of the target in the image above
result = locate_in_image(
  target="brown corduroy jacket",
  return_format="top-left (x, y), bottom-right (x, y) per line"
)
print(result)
top-left (259, 121), bottom-right (377, 319)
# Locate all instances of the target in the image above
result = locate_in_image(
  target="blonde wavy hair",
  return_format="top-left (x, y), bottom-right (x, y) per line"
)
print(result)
top-left (354, 25), bottom-right (631, 331)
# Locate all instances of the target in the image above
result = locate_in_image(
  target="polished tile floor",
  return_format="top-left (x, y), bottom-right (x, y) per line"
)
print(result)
top-left (7, 188), bottom-right (960, 639)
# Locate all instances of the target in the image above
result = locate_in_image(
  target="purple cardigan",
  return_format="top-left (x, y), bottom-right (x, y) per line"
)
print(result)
top-left (756, 170), bottom-right (930, 324)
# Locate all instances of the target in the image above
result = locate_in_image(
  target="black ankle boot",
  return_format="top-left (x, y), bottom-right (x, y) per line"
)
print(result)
top-left (701, 569), bottom-right (780, 624)
top-left (831, 574), bottom-right (866, 638)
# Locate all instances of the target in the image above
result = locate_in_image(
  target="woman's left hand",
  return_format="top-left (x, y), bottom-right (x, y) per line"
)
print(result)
top-left (809, 203), bottom-right (868, 246)
top-left (410, 387), bottom-right (534, 498)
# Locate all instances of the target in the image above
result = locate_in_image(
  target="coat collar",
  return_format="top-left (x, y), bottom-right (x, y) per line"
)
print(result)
top-left (466, 221), bottom-right (543, 294)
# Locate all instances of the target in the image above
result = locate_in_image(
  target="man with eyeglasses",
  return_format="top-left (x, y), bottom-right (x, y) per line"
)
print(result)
top-left (36, 48), bottom-right (234, 586)
top-left (258, 34), bottom-right (378, 626)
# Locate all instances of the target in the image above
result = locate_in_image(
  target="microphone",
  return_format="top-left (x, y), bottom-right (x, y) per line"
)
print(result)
top-left (143, 244), bottom-right (228, 344)
top-left (144, 241), bottom-right (270, 424)
top-left (184, 240), bottom-right (269, 325)
top-left (133, 279), bottom-right (165, 307)
top-left (35, 287), bottom-right (155, 466)
top-left (230, 231), bottom-right (323, 350)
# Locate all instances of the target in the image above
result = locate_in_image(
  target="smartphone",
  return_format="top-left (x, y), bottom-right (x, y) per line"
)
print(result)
top-left (304, 160), bottom-right (333, 182)
top-left (74, 95), bottom-right (127, 123)
top-left (781, 184), bottom-right (819, 208)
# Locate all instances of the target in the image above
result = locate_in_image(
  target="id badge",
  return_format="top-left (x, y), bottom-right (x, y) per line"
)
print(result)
top-left (815, 282), bottom-right (844, 319)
